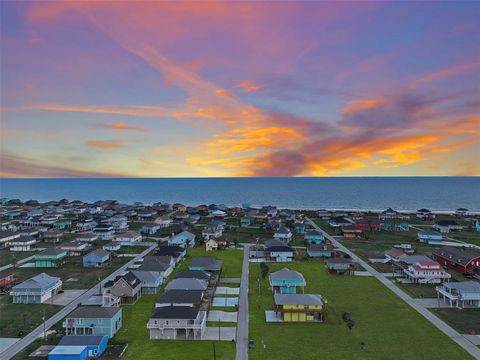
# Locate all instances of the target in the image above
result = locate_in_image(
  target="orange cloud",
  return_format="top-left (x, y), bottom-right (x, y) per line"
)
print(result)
top-left (85, 140), bottom-right (125, 150)
top-left (340, 98), bottom-right (385, 114)
top-left (100, 122), bottom-right (145, 131)
top-left (412, 62), bottom-right (480, 85)
top-left (237, 80), bottom-right (261, 93)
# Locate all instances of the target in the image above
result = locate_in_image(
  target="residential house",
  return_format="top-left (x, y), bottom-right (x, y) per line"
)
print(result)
top-left (417, 231), bottom-right (443, 245)
top-left (379, 208), bottom-right (410, 220)
top-left (147, 306), bottom-right (207, 340)
top-left (35, 248), bottom-right (68, 268)
top-left (137, 255), bottom-right (175, 280)
top-left (43, 229), bottom-right (64, 243)
top-left (202, 224), bottom-right (223, 240)
top-left (264, 239), bottom-right (294, 262)
top-left (436, 281), bottom-right (480, 308)
top-left (269, 268), bottom-right (306, 294)
top-left (304, 230), bottom-right (324, 244)
top-left (137, 210), bottom-right (158, 220)
top-left (76, 232), bottom-right (98, 244)
top-left (240, 217), bottom-right (252, 227)
top-left (48, 345), bottom-right (88, 360)
top-left (9, 235), bottom-right (37, 251)
top-left (474, 219), bottom-right (480, 233)
top-left (326, 258), bottom-right (355, 275)
top-left (165, 278), bottom-right (208, 291)
top-left (294, 223), bottom-right (306, 234)
top-left (103, 272), bottom-right (142, 305)
top-left (132, 270), bottom-right (163, 294)
top-left (156, 246), bottom-right (186, 263)
top-left (55, 335), bottom-right (109, 359)
top-left (53, 220), bottom-right (72, 230)
top-left (385, 248), bottom-right (408, 263)
top-left (455, 208), bottom-right (469, 217)
top-left (11, 273), bottom-right (62, 304)
top-left (433, 220), bottom-right (463, 233)
top-left (60, 241), bottom-right (88, 256)
top-left (141, 223), bottom-right (160, 235)
top-left (273, 227), bottom-right (292, 243)
top-left (403, 259), bottom-right (451, 284)
top-left (355, 218), bottom-right (381, 231)
top-left (416, 208), bottom-right (435, 220)
top-left (0, 230), bottom-right (20, 247)
top-left (114, 231), bottom-right (142, 243)
top-left (205, 238), bottom-right (227, 251)
top-left (155, 290), bottom-right (204, 308)
top-left (433, 246), bottom-right (480, 274)
top-left (93, 225), bottom-right (115, 240)
top-left (63, 306), bottom-right (122, 337)
top-left (209, 209), bottom-right (227, 218)
top-left (328, 217), bottom-right (351, 228)
top-left (341, 225), bottom-right (362, 238)
top-left (83, 249), bottom-right (111, 268)
top-left (76, 219), bottom-right (97, 232)
top-left (168, 231), bottom-right (196, 248)
top-left (381, 219), bottom-right (409, 231)
top-left (0, 271), bottom-right (16, 291)
top-left (189, 257), bottom-right (222, 272)
top-left (273, 293), bottom-right (325, 322)
top-left (307, 244), bottom-right (335, 258)
top-left (173, 270), bottom-right (211, 282)
top-left (155, 215), bottom-right (173, 228)
top-left (103, 242), bottom-right (121, 252)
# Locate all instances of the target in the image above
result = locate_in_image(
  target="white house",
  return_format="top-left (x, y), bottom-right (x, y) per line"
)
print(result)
top-left (417, 231), bottom-right (443, 245)
top-left (273, 227), bottom-right (292, 243)
top-left (114, 231), bottom-right (142, 243)
top-left (9, 235), bottom-right (38, 251)
top-left (403, 260), bottom-right (451, 284)
top-left (154, 216), bottom-right (173, 228)
top-left (432, 220), bottom-right (463, 233)
top-left (94, 225), bottom-right (115, 240)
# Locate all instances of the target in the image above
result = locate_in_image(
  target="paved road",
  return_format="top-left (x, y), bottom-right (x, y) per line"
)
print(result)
top-left (306, 217), bottom-right (480, 359)
top-left (0, 243), bottom-right (157, 360)
top-left (236, 244), bottom-right (250, 360)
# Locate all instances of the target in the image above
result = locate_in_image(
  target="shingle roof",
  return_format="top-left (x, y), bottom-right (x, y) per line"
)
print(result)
top-left (269, 268), bottom-right (305, 282)
top-left (59, 335), bottom-right (105, 346)
top-left (445, 281), bottom-right (480, 292)
top-left (38, 247), bottom-right (66, 256)
top-left (165, 278), bottom-right (208, 291)
top-left (274, 293), bottom-right (323, 306)
top-left (13, 272), bottom-right (60, 290)
top-left (104, 271), bottom-right (141, 289)
top-left (433, 246), bottom-right (480, 265)
top-left (189, 257), bottom-right (222, 271)
top-left (173, 270), bottom-right (211, 280)
top-left (151, 306), bottom-right (199, 319)
top-left (156, 290), bottom-right (204, 304)
top-left (67, 306), bottom-right (121, 319)
top-left (156, 246), bottom-right (185, 257)
top-left (87, 249), bottom-right (110, 258)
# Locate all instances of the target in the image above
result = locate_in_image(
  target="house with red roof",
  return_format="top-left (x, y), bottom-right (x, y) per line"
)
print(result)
top-left (403, 259), bottom-right (451, 284)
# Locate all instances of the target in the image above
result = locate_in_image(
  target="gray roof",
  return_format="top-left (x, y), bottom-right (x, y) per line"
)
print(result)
top-left (401, 255), bottom-right (432, 265)
top-left (156, 290), bottom-right (204, 304)
top-left (87, 249), bottom-right (110, 258)
top-left (67, 306), bottom-right (121, 319)
top-left (433, 246), bottom-right (480, 265)
top-left (165, 278), bottom-right (208, 291)
top-left (174, 270), bottom-right (211, 281)
top-left (137, 256), bottom-right (172, 272)
top-left (59, 335), bottom-right (105, 346)
top-left (13, 273), bottom-right (60, 291)
top-left (274, 293), bottom-right (323, 306)
top-left (151, 306), bottom-right (199, 319)
top-left (445, 281), bottom-right (480, 292)
top-left (38, 247), bottom-right (66, 256)
top-left (264, 239), bottom-right (286, 248)
top-left (269, 268), bottom-right (305, 282)
top-left (132, 270), bottom-right (161, 283)
top-left (189, 257), bottom-right (222, 271)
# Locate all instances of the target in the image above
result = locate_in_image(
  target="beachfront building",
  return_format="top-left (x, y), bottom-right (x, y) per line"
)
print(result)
top-left (273, 294), bottom-right (326, 322)
top-left (416, 209), bottom-right (435, 220)
top-left (379, 208), bottom-right (410, 220)
top-left (304, 230), bottom-right (324, 244)
top-left (147, 306), bottom-right (207, 340)
top-left (269, 268), bottom-right (306, 294)
top-left (11, 273), bottom-right (62, 304)
top-left (455, 208), bottom-right (469, 217)
top-left (417, 231), bottom-right (443, 245)
top-left (433, 246), bottom-right (480, 275)
top-left (403, 259), bottom-right (451, 284)
top-left (35, 248), bottom-right (68, 268)
top-left (436, 281), bottom-right (480, 308)
top-left (432, 220), bottom-right (463, 233)
top-left (64, 306), bottom-right (122, 337)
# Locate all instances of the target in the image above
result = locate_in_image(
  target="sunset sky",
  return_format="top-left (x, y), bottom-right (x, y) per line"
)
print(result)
top-left (1, 1), bottom-right (479, 178)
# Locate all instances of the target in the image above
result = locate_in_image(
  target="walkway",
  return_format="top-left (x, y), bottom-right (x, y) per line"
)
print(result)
top-left (236, 244), bottom-right (250, 360)
top-left (305, 217), bottom-right (480, 359)
top-left (0, 243), bottom-right (157, 360)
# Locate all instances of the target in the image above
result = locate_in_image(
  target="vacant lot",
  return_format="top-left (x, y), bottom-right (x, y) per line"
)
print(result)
top-left (112, 247), bottom-right (242, 360)
top-left (431, 308), bottom-right (480, 334)
top-left (248, 261), bottom-right (471, 360)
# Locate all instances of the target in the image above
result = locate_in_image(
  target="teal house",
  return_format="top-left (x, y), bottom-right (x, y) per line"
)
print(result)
top-left (474, 219), bottom-right (480, 233)
top-left (53, 220), bottom-right (72, 230)
top-left (304, 230), bottom-right (324, 244)
top-left (380, 220), bottom-right (409, 231)
top-left (64, 306), bottom-right (122, 338)
top-left (240, 217), bottom-right (252, 227)
top-left (294, 224), bottom-right (306, 234)
top-left (4, 210), bottom-right (21, 219)
top-left (307, 244), bottom-right (334, 258)
top-left (269, 268), bottom-right (306, 294)
top-left (168, 231), bottom-right (195, 248)
top-left (35, 248), bottom-right (68, 268)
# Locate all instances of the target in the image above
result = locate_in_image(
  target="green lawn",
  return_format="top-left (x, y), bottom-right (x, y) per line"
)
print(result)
top-left (112, 247), bottom-right (242, 360)
top-left (0, 249), bottom-right (36, 267)
top-left (431, 308), bottom-right (480, 334)
top-left (248, 261), bottom-right (472, 360)
top-left (396, 282), bottom-right (438, 298)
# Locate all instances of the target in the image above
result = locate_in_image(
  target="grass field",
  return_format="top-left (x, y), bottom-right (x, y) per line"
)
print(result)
top-left (112, 247), bottom-right (242, 360)
top-left (396, 282), bottom-right (438, 298)
top-left (0, 249), bottom-right (37, 267)
top-left (248, 260), bottom-right (472, 360)
top-left (431, 308), bottom-right (480, 334)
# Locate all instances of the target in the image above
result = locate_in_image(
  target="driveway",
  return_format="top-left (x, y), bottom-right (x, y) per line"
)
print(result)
top-left (236, 244), bottom-right (250, 360)
top-left (215, 286), bottom-right (240, 295)
top-left (203, 327), bottom-right (236, 341)
top-left (212, 297), bottom-right (238, 307)
top-left (207, 310), bottom-right (238, 322)
top-left (48, 290), bottom-right (87, 306)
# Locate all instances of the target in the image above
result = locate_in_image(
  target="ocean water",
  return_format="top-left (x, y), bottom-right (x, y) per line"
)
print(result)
top-left (0, 177), bottom-right (479, 212)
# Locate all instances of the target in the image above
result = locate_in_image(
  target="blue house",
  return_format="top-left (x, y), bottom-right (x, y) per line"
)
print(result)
top-left (304, 230), bottom-right (324, 244)
top-left (64, 307), bottom-right (122, 338)
top-left (48, 345), bottom-right (88, 360)
top-left (83, 249), bottom-right (111, 268)
top-left (10, 273), bottom-right (62, 304)
top-left (294, 224), bottom-right (306, 234)
top-left (56, 335), bottom-right (108, 358)
top-left (307, 244), bottom-right (334, 258)
top-left (474, 219), bottom-right (480, 232)
top-left (417, 231), bottom-right (443, 245)
top-left (168, 231), bottom-right (196, 248)
top-left (381, 220), bottom-right (409, 231)
top-left (269, 268), bottom-right (306, 294)
top-left (436, 281), bottom-right (480, 308)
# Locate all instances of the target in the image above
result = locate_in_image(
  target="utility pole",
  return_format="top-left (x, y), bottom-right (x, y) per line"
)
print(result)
top-left (43, 309), bottom-right (46, 341)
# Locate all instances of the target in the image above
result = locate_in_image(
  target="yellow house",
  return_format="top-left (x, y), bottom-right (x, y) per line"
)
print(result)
top-left (205, 238), bottom-right (227, 252)
top-left (274, 293), bottom-right (325, 322)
